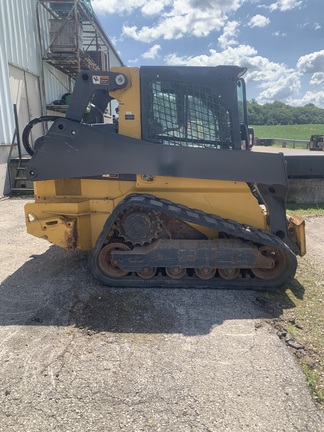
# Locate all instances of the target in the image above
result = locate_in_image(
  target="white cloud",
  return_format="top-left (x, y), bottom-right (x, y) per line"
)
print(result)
top-left (92, 0), bottom-right (146, 14)
top-left (127, 58), bottom-right (139, 64)
top-left (298, 21), bottom-right (321, 31)
top-left (269, 0), bottom-right (303, 12)
top-left (92, 0), bottom-right (172, 15)
top-left (218, 21), bottom-right (239, 49)
top-left (141, 1), bottom-right (171, 15)
top-left (93, 1), bottom-right (245, 43)
top-left (142, 44), bottom-right (161, 59)
top-left (297, 50), bottom-right (324, 74)
top-left (122, 19), bottom-right (186, 43)
top-left (257, 73), bottom-right (300, 102)
top-left (310, 72), bottom-right (324, 86)
top-left (287, 91), bottom-right (324, 107)
top-left (298, 21), bottom-right (309, 29)
top-left (122, 12), bottom-right (226, 42)
top-left (249, 14), bottom-right (270, 28)
top-left (165, 44), bottom-right (258, 67)
top-left (272, 31), bottom-right (287, 37)
top-left (92, 0), bottom-right (242, 18)
top-left (164, 44), bottom-right (301, 104)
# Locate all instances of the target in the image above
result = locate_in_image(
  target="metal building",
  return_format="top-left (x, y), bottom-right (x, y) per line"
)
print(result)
top-left (0, 0), bottom-right (123, 196)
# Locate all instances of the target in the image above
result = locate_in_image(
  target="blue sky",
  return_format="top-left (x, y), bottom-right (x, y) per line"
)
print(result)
top-left (92, 0), bottom-right (324, 107)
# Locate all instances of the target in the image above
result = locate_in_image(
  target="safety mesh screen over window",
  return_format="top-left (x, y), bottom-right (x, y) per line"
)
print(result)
top-left (145, 80), bottom-right (234, 149)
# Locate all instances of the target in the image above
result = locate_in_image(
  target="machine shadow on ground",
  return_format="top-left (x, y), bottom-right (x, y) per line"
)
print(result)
top-left (0, 245), bottom-right (305, 336)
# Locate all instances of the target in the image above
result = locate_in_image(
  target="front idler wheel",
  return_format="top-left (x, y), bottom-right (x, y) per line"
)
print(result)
top-left (251, 246), bottom-right (287, 280)
top-left (98, 242), bottom-right (130, 278)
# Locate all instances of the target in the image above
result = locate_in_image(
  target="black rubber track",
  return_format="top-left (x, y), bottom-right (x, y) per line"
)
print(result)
top-left (90, 194), bottom-right (297, 290)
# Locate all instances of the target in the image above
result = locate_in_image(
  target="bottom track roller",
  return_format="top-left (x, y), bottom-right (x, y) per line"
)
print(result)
top-left (166, 267), bottom-right (186, 279)
top-left (136, 267), bottom-right (157, 279)
top-left (195, 268), bottom-right (216, 280)
top-left (219, 268), bottom-right (240, 280)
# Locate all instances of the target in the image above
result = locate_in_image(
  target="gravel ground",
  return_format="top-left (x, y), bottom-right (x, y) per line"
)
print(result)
top-left (0, 197), bottom-right (323, 432)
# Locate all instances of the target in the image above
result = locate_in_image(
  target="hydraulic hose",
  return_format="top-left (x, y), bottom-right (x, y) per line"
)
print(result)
top-left (22, 116), bottom-right (61, 156)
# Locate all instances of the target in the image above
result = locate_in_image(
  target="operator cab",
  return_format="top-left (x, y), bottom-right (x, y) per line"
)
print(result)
top-left (140, 65), bottom-right (252, 151)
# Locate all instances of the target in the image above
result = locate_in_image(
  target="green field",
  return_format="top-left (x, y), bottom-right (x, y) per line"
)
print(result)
top-left (251, 124), bottom-right (324, 141)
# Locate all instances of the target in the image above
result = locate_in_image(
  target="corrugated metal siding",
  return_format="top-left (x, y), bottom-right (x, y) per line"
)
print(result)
top-left (44, 64), bottom-right (72, 104)
top-left (2, 0), bottom-right (40, 75)
top-left (0, 0), bottom-right (70, 145)
top-left (37, 1), bottom-right (52, 56)
top-left (0, 2), bottom-right (15, 145)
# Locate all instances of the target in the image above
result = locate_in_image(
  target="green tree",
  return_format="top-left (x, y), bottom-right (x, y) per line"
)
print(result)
top-left (247, 100), bottom-right (324, 125)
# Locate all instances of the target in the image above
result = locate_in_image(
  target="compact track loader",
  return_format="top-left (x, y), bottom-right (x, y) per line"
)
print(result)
top-left (24, 66), bottom-right (305, 289)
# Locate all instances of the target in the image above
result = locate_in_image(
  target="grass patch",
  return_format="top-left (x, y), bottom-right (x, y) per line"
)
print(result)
top-left (252, 124), bottom-right (324, 141)
top-left (302, 365), bottom-right (324, 402)
top-left (258, 256), bottom-right (324, 407)
top-left (288, 323), bottom-right (302, 340)
top-left (286, 203), bottom-right (324, 218)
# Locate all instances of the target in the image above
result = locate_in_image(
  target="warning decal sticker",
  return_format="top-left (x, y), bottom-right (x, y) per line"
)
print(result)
top-left (92, 75), bottom-right (110, 85)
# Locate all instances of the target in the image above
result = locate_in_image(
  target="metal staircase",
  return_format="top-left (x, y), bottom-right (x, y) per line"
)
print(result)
top-left (37, 0), bottom-right (116, 79)
top-left (9, 157), bottom-right (34, 195)
top-left (7, 105), bottom-right (34, 195)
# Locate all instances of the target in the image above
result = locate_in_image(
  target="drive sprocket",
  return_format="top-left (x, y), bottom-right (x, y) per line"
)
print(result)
top-left (115, 207), bottom-right (162, 246)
